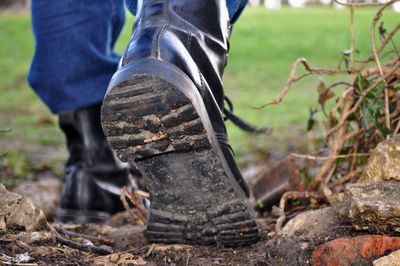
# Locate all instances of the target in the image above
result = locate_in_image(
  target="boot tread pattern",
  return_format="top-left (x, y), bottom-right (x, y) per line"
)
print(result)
top-left (101, 75), bottom-right (259, 246)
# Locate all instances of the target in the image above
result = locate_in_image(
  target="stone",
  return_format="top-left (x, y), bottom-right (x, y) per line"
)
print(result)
top-left (0, 184), bottom-right (47, 231)
top-left (109, 225), bottom-right (146, 250)
top-left (13, 176), bottom-right (61, 219)
top-left (0, 253), bottom-right (33, 265)
top-left (251, 156), bottom-right (304, 208)
top-left (16, 231), bottom-right (55, 245)
top-left (282, 207), bottom-right (339, 240)
top-left (265, 236), bottom-right (312, 266)
top-left (3, 231), bottom-right (55, 245)
top-left (333, 181), bottom-right (400, 233)
top-left (312, 235), bottom-right (400, 266)
top-left (373, 249), bottom-right (400, 266)
top-left (359, 135), bottom-right (400, 183)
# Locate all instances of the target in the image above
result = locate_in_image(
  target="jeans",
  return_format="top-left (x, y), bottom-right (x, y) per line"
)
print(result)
top-left (28, 0), bottom-right (248, 114)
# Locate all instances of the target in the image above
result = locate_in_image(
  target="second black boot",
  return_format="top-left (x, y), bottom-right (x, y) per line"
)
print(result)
top-left (101, 0), bottom-right (259, 246)
top-left (57, 104), bottom-right (134, 223)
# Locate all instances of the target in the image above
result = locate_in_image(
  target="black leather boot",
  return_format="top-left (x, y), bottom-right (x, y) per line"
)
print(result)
top-left (101, 0), bottom-right (259, 246)
top-left (57, 104), bottom-right (133, 223)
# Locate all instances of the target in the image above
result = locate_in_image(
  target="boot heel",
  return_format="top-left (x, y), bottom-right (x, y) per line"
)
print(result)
top-left (101, 60), bottom-right (259, 246)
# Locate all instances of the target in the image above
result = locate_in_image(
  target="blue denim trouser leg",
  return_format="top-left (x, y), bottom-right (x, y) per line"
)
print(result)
top-left (125, 0), bottom-right (248, 23)
top-left (28, 0), bottom-right (125, 113)
top-left (29, 0), bottom-right (248, 114)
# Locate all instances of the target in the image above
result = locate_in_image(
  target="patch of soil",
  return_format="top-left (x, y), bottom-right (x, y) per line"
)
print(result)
top-left (0, 212), bottom-right (374, 266)
top-left (0, 125), bottom-right (358, 265)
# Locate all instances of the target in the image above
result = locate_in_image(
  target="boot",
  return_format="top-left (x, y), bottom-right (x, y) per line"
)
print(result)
top-left (101, 0), bottom-right (259, 246)
top-left (57, 104), bottom-right (133, 223)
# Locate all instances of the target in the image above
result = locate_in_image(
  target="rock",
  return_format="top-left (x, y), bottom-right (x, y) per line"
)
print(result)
top-left (333, 181), bottom-right (400, 232)
top-left (373, 249), bottom-right (400, 266)
top-left (359, 135), bottom-right (400, 183)
top-left (282, 207), bottom-right (339, 240)
top-left (8, 231), bottom-right (55, 245)
top-left (13, 176), bottom-right (61, 219)
top-left (0, 184), bottom-right (47, 231)
top-left (252, 156), bottom-right (304, 208)
top-left (312, 235), bottom-right (400, 266)
top-left (0, 253), bottom-right (34, 265)
top-left (265, 236), bottom-right (313, 266)
top-left (332, 136), bottom-right (400, 233)
top-left (109, 225), bottom-right (146, 250)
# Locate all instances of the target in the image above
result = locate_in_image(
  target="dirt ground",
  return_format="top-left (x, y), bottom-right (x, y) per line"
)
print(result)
top-left (0, 208), bottom-right (360, 266)
top-left (0, 128), bottom-right (365, 265)
top-left (1, 199), bottom-right (374, 266)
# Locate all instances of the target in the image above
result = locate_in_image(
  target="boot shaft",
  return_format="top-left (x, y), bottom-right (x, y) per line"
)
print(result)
top-left (59, 104), bottom-right (121, 169)
top-left (122, 0), bottom-right (231, 108)
top-left (135, 0), bottom-right (230, 41)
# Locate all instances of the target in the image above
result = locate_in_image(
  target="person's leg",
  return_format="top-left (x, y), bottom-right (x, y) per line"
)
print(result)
top-left (226, 0), bottom-right (248, 23)
top-left (125, 0), bottom-right (248, 23)
top-left (28, 0), bottom-right (135, 223)
top-left (28, 0), bottom-right (125, 113)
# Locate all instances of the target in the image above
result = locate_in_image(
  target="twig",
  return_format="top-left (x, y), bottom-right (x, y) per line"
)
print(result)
top-left (121, 186), bottom-right (148, 224)
top-left (185, 250), bottom-right (191, 266)
top-left (327, 61), bottom-right (400, 138)
top-left (361, 65), bottom-right (400, 77)
top-left (359, 23), bottom-right (400, 68)
top-left (144, 244), bottom-right (156, 259)
top-left (275, 191), bottom-right (320, 234)
top-left (344, 128), bottom-right (366, 140)
top-left (370, 2), bottom-right (396, 132)
top-left (384, 87), bottom-right (391, 134)
top-left (308, 91), bottom-right (355, 191)
top-left (120, 189), bottom-right (145, 225)
top-left (329, 168), bottom-right (363, 188)
top-left (370, 1), bottom-right (398, 77)
top-left (46, 224), bottom-right (113, 255)
top-left (55, 235), bottom-right (112, 255)
top-left (350, 4), bottom-right (356, 83)
top-left (333, 0), bottom-right (391, 7)
top-left (326, 81), bottom-right (353, 90)
top-left (395, 119), bottom-right (400, 135)
top-left (291, 152), bottom-right (369, 161)
top-left (350, 142), bottom-right (359, 172)
top-left (251, 58), bottom-right (351, 109)
top-left (324, 165), bottom-right (337, 186)
top-left (53, 225), bottom-right (113, 246)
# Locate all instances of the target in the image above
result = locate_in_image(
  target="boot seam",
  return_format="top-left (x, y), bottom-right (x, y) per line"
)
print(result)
top-left (152, 0), bottom-right (170, 59)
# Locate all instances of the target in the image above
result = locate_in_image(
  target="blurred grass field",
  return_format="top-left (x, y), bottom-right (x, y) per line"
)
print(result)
top-left (0, 7), bottom-right (398, 179)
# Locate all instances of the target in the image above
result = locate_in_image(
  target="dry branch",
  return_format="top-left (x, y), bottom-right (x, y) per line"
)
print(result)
top-left (121, 186), bottom-right (148, 225)
top-left (257, 1), bottom-right (400, 194)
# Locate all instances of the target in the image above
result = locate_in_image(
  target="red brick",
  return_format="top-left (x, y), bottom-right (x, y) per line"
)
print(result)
top-left (312, 235), bottom-right (400, 266)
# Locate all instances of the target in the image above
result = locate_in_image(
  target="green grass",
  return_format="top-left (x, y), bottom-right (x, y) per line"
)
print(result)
top-left (0, 7), bottom-right (398, 170)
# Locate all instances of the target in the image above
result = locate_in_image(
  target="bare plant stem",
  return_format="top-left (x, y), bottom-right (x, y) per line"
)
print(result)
top-left (275, 191), bottom-right (320, 234)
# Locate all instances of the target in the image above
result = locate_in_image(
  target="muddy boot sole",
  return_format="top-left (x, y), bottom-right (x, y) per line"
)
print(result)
top-left (101, 60), bottom-right (259, 246)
